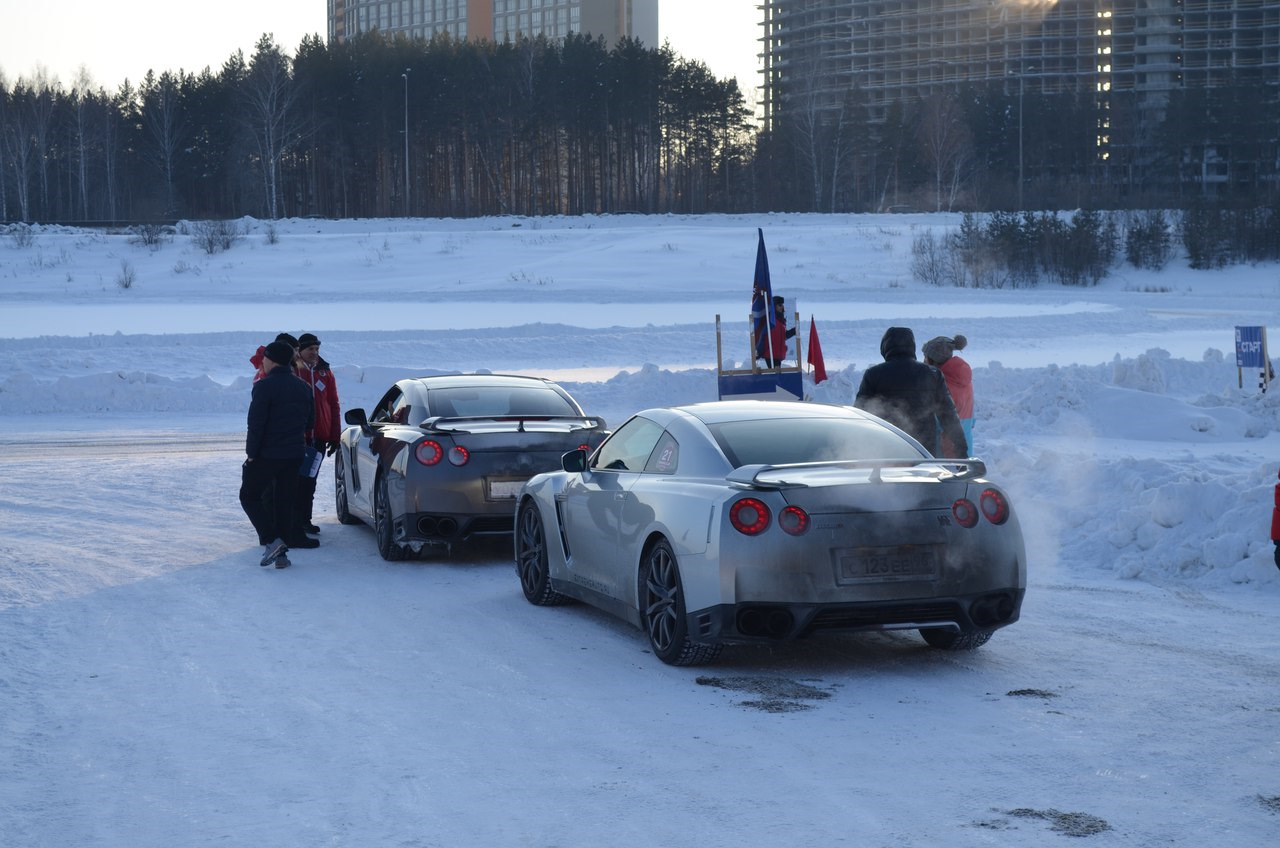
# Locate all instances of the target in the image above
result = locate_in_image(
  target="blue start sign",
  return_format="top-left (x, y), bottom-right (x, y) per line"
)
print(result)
top-left (1236, 326), bottom-right (1267, 368)
top-left (718, 370), bottom-right (804, 402)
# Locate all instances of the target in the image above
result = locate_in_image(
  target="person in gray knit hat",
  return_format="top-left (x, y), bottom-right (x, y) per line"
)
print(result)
top-left (923, 334), bottom-right (973, 455)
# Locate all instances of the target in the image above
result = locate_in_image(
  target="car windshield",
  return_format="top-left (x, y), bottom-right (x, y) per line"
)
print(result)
top-left (708, 417), bottom-right (924, 468)
top-left (427, 386), bottom-right (578, 418)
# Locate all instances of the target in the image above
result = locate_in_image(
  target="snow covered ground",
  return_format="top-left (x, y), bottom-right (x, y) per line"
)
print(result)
top-left (2, 214), bottom-right (1279, 845)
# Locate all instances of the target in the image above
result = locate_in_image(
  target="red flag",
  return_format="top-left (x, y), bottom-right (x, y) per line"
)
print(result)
top-left (807, 316), bottom-right (828, 384)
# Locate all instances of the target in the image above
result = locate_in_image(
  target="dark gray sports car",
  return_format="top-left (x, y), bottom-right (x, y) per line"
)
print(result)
top-left (336, 374), bottom-right (607, 560)
top-left (515, 400), bottom-right (1026, 665)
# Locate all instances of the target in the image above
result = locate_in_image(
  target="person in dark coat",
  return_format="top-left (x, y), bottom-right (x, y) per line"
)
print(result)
top-left (854, 327), bottom-right (968, 458)
top-left (240, 340), bottom-right (316, 568)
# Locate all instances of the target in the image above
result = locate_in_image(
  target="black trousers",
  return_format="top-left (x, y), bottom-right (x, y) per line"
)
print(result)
top-left (240, 457), bottom-right (300, 545)
top-left (296, 452), bottom-right (324, 525)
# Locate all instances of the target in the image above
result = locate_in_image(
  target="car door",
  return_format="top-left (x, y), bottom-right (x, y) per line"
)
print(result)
top-left (351, 386), bottom-right (412, 515)
top-left (560, 416), bottom-right (665, 597)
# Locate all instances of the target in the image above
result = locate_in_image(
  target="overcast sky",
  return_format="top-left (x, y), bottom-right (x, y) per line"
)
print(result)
top-left (0, 0), bottom-right (761, 93)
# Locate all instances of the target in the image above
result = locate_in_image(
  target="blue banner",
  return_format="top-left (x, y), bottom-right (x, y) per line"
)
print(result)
top-left (750, 228), bottom-right (775, 360)
top-left (718, 371), bottom-right (804, 402)
top-left (1236, 326), bottom-right (1267, 368)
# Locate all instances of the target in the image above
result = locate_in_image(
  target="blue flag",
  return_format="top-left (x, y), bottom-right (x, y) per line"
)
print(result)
top-left (751, 228), bottom-right (775, 358)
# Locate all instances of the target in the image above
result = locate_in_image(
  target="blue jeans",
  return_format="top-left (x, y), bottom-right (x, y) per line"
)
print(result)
top-left (935, 418), bottom-right (974, 456)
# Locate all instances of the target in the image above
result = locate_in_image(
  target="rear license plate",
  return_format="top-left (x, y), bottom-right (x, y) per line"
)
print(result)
top-left (837, 546), bottom-right (938, 583)
top-left (487, 479), bottom-right (525, 500)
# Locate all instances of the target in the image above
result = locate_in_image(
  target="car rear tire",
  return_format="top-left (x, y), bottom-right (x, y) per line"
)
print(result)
top-left (920, 627), bottom-right (993, 650)
top-left (375, 473), bottom-right (408, 562)
top-left (515, 500), bottom-right (569, 605)
top-left (640, 540), bottom-right (720, 666)
top-left (334, 450), bottom-right (361, 526)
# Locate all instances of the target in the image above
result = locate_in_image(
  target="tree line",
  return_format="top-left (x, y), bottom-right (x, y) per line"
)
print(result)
top-left (1, 30), bottom-right (1278, 223)
top-left (911, 206), bottom-right (1280, 289)
top-left (0, 32), bottom-right (753, 222)
top-left (760, 74), bottom-right (1280, 214)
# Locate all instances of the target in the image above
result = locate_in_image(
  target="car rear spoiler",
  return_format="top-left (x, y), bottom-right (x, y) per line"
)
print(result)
top-left (418, 415), bottom-right (607, 434)
top-left (726, 458), bottom-right (988, 489)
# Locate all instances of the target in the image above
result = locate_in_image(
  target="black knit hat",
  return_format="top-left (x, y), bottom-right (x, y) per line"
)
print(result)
top-left (297, 332), bottom-right (320, 349)
top-left (264, 340), bottom-right (295, 366)
top-left (275, 332), bottom-right (299, 348)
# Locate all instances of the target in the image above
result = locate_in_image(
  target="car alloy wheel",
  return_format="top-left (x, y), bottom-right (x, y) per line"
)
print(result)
top-left (515, 501), bottom-right (567, 605)
top-left (640, 540), bottom-right (719, 666)
top-left (375, 474), bottom-right (407, 562)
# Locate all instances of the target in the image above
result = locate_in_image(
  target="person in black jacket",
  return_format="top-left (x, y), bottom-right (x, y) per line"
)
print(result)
top-left (240, 340), bottom-right (316, 568)
top-left (854, 326), bottom-right (969, 459)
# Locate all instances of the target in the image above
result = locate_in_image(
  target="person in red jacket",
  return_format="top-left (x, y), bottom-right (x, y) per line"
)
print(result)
top-left (923, 334), bottom-right (974, 456)
top-left (294, 332), bottom-right (342, 537)
top-left (250, 333), bottom-right (299, 383)
top-left (1271, 466), bottom-right (1280, 569)
top-left (755, 295), bottom-right (796, 368)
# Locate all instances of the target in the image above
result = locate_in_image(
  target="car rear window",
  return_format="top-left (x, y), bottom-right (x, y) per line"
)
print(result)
top-left (708, 417), bottom-right (924, 468)
top-left (427, 386), bottom-right (578, 418)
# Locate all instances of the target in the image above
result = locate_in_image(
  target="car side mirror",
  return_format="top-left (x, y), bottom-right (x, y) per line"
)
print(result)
top-left (562, 448), bottom-right (588, 474)
top-left (345, 408), bottom-right (371, 434)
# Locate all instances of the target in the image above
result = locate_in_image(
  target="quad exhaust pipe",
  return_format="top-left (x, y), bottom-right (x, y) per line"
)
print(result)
top-left (737, 607), bottom-right (795, 639)
top-left (416, 516), bottom-right (460, 538)
top-left (970, 593), bottom-right (1016, 627)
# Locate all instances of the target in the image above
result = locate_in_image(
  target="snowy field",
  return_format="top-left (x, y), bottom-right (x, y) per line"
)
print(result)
top-left (2, 213), bottom-right (1279, 845)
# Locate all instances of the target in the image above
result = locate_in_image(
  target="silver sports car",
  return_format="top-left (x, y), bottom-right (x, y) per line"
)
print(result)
top-left (336, 374), bottom-right (607, 560)
top-left (514, 400), bottom-right (1026, 665)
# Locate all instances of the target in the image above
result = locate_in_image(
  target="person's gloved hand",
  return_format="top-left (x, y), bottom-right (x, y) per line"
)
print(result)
top-left (325, 440), bottom-right (339, 456)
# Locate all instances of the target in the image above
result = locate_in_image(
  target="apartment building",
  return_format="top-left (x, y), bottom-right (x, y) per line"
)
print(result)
top-left (327, 0), bottom-right (658, 46)
top-left (761, 1), bottom-right (1280, 137)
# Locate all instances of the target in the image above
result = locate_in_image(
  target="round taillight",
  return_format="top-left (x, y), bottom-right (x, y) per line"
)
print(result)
top-left (447, 445), bottom-right (470, 466)
top-left (729, 498), bottom-right (771, 536)
top-left (952, 498), bottom-right (979, 529)
top-left (779, 505), bottom-right (810, 536)
top-left (415, 440), bottom-right (443, 466)
top-left (980, 488), bottom-right (1009, 525)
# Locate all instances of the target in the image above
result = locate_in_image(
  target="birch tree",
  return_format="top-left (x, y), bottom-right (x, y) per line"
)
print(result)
top-left (918, 92), bottom-right (972, 212)
top-left (241, 35), bottom-right (302, 219)
top-left (2, 81), bottom-right (36, 221)
top-left (141, 70), bottom-right (187, 216)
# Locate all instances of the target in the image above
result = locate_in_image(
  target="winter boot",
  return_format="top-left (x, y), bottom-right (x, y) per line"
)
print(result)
top-left (260, 539), bottom-right (289, 567)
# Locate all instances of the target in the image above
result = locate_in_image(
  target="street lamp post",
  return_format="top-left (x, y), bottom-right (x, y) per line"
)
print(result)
top-left (1018, 64), bottom-right (1037, 211)
top-left (402, 69), bottom-right (410, 217)
top-left (1018, 73), bottom-right (1024, 211)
